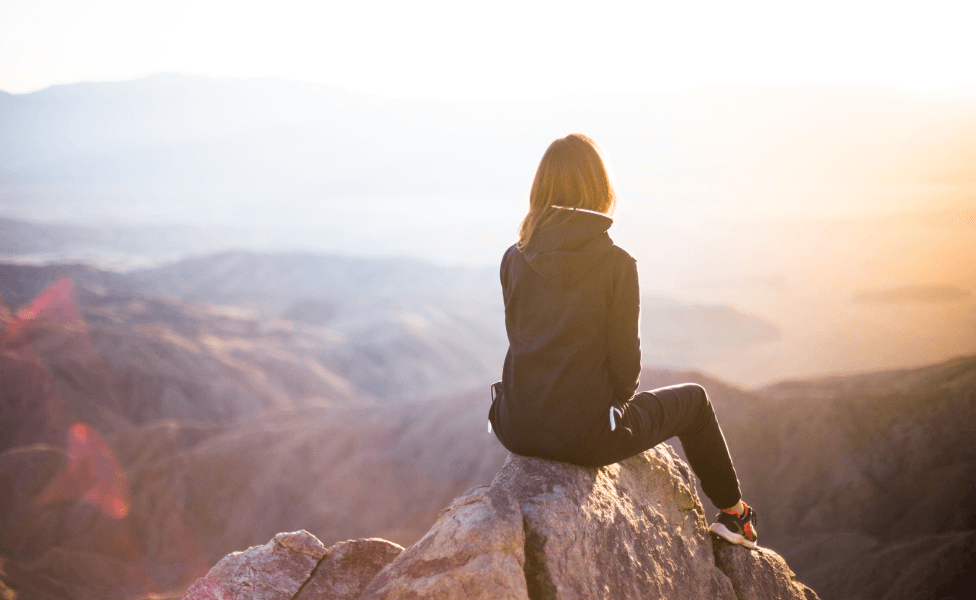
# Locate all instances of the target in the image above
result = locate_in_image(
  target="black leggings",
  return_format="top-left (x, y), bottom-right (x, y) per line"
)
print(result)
top-left (565, 383), bottom-right (742, 510)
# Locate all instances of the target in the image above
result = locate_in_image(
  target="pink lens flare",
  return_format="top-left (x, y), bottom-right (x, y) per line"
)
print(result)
top-left (16, 276), bottom-right (77, 322)
top-left (3, 274), bottom-right (213, 594)
top-left (3, 277), bottom-right (89, 347)
top-left (71, 422), bottom-right (90, 443)
top-left (39, 422), bottom-right (132, 520)
top-left (2, 277), bottom-right (132, 520)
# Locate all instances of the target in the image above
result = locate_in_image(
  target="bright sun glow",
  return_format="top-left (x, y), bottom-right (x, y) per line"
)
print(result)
top-left (1, 0), bottom-right (975, 98)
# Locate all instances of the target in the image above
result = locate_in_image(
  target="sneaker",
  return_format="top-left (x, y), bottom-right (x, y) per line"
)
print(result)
top-left (709, 502), bottom-right (759, 549)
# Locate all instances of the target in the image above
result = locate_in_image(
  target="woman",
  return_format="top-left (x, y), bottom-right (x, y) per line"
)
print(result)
top-left (488, 133), bottom-right (758, 548)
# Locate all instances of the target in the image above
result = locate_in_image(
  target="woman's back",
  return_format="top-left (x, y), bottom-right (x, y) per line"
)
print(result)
top-left (491, 208), bottom-right (641, 459)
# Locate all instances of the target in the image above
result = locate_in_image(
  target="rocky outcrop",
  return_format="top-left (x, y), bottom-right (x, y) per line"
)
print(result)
top-left (183, 532), bottom-right (403, 600)
top-left (185, 446), bottom-right (818, 600)
top-left (714, 539), bottom-right (818, 600)
top-left (184, 531), bottom-right (328, 600)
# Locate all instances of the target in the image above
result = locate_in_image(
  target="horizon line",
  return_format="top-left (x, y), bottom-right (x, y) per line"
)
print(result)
top-left (5, 71), bottom-right (976, 101)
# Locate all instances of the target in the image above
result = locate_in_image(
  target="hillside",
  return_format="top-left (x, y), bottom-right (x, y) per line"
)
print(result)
top-left (1, 263), bottom-right (973, 599)
top-left (0, 255), bottom-right (786, 397)
top-left (744, 358), bottom-right (976, 598)
top-left (0, 258), bottom-right (505, 404)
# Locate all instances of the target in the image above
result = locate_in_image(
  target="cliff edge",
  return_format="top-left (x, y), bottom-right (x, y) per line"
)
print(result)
top-left (184, 445), bottom-right (818, 600)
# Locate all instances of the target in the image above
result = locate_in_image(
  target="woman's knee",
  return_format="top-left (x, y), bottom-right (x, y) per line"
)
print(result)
top-left (681, 383), bottom-right (713, 420)
top-left (679, 383), bottom-right (709, 406)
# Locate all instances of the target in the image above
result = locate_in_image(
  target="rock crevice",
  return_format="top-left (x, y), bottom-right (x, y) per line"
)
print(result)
top-left (289, 550), bottom-right (327, 600)
top-left (522, 514), bottom-right (555, 600)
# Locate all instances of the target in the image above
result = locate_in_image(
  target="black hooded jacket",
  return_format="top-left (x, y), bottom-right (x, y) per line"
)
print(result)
top-left (490, 208), bottom-right (641, 459)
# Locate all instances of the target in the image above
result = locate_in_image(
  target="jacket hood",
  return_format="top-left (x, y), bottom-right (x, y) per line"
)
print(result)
top-left (522, 209), bottom-right (614, 289)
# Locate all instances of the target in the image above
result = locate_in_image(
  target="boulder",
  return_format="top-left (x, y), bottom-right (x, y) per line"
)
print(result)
top-left (361, 445), bottom-right (737, 600)
top-left (183, 531), bottom-right (327, 600)
top-left (185, 445), bottom-right (819, 600)
top-left (358, 484), bottom-right (529, 599)
top-left (713, 538), bottom-right (819, 600)
top-left (183, 532), bottom-right (402, 600)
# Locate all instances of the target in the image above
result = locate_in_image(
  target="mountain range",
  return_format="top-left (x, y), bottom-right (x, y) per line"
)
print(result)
top-left (3, 75), bottom-right (975, 385)
top-left (1, 258), bottom-right (973, 600)
top-left (2, 76), bottom-right (975, 597)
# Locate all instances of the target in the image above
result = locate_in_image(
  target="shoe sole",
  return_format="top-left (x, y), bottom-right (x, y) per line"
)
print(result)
top-left (709, 523), bottom-right (758, 549)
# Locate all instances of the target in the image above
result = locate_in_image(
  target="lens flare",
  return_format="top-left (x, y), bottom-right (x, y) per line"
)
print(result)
top-left (38, 422), bottom-right (132, 519)
top-left (2, 278), bottom-right (132, 520)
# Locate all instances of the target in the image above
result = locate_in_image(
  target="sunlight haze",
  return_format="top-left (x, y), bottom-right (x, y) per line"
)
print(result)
top-left (1, 4), bottom-right (974, 598)
top-left (2, 0), bottom-right (975, 98)
top-left (1, 0), bottom-right (974, 385)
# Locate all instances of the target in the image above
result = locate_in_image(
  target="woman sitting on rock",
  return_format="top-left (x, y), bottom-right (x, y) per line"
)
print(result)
top-left (488, 133), bottom-right (758, 548)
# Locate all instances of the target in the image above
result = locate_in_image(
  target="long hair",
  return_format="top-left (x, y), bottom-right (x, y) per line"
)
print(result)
top-left (517, 133), bottom-right (616, 250)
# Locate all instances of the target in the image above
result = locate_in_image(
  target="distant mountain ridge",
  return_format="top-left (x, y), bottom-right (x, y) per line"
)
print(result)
top-left (3, 75), bottom-right (974, 387)
top-left (3, 74), bottom-right (975, 262)
top-left (135, 251), bottom-right (497, 309)
top-left (0, 259), bottom-right (504, 405)
top-left (0, 255), bottom-right (782, 398)
top-left (3, 74), bottom-right (975, 600)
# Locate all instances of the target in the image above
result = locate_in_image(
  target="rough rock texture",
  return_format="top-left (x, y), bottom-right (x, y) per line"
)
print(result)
top-left (184, 446), bottom-right (820, 600)
top-left (182, 532), bottom-right (403, 600)
top-left (184, 531), bottom-right (328, 600)
top-left (295, 538), bottom-right (404, 600)
top-left (713, 539), bottom-right (819, 600)
top-left (359, 446), bottom-right (818, 600)
top-left (506, 448), bottom-right (731, 600)
top-left (359, 484), bottom-right (529, 599)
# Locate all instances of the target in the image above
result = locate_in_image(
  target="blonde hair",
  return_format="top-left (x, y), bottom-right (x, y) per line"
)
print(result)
top-left (517, 133), bottom-right (616, 250)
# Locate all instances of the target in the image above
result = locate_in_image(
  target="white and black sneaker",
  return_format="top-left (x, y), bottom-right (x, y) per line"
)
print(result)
top-left (709, 502), bottom-right (759, 549)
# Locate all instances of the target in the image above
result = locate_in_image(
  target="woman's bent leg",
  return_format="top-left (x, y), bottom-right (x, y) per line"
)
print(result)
top-left (614, 384), bottom-right (742, 509)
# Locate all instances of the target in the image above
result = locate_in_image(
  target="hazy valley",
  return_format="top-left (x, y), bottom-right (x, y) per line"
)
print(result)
top-left (3, 75), bottom-right (975, 384)
top-left (1, 76), bottom-right (975, 599)
top-left (1, 257), bottom-right (974, 600)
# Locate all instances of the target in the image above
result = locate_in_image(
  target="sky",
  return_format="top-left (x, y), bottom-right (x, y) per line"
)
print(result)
top-left (2, 0), bottom-right (976, 99)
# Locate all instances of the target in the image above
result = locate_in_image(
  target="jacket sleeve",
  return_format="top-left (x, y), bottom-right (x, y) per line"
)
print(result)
top-left (607, 254), bottom-right (641, 403)
top-left (500, 245), bottom-right (513, 304)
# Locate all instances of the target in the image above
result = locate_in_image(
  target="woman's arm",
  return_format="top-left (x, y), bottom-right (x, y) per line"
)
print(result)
top-left (607, 253), bottom-right (642, 403)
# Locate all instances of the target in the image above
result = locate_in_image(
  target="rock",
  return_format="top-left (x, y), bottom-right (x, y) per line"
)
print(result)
top-left (295, 538), bottom-right (403, 600)
top-left (183, 531), bottom-right (327, 600)
top-left (501, 447), bottom-right (732, 599)
top-left (358, 484), bottom-right (529, 600)
top-left (362, 445), bottom-right (737, 600)
top-left (713, 539), bottom-right (820, 600)
top-left (182, 532), bottom-right (403, 600)
top-left (190, 446), bottom-right (819, 600)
